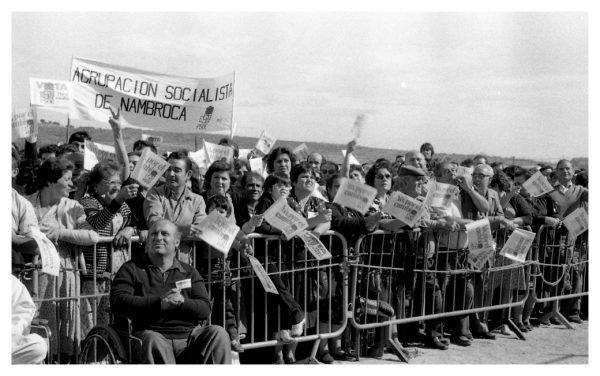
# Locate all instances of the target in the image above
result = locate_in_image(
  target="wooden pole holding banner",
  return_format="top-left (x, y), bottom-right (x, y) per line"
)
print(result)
top-left (65, 115), bottom-right (71, 144)
top-left (195, 135), bottom-right (198, 151)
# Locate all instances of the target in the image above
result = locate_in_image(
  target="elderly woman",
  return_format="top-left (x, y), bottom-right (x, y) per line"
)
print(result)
top-left (79, 160), bottom-right (137, 338)
top-left (25, 157), bottom-right (99, 363)
top-left (266, 146), bottom-right (296, 177)
top-left (365, 159), bottom-right (405, 232)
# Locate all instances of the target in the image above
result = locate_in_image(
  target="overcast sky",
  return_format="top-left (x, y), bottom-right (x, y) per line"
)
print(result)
top-left (11, 11), bottom-right (588, 160)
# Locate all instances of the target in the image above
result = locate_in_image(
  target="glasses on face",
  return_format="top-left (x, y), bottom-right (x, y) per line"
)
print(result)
top-left (321, 169), bottom-right (336, 175)
top-left (376, 173), bottom-right (392, 180)
top-left (472, 173), bottom-right (491, 179)
top-left (102, 179), bottom-right (122, 187)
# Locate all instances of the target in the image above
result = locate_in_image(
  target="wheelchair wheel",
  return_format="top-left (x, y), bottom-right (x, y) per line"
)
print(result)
top-left (78, 325), bottom-right (128, 364)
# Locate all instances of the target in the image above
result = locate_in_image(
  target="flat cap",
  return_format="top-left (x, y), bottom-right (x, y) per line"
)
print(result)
top-left (398, 165), bottom-right (426, 177)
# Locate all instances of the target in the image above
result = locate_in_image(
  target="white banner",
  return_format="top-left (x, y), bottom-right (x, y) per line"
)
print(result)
top-left (562, 207), bottom-right (588, 238)
top-left (12, 108), bottom-right (36, 140)
top-left (522, 171), bottom-right (554, 197)
top-left (83, 140), bottom-right (116, 170)
top-left (341, 149), bottom-right (360, 166)
top-left (293, 143), bottom-right (310, 161)
top-left (425, 181), bottom-right (460, 209)
top-left (196, 210), bottom-right (240, 255)
top-left (263, 197), bottom-right (308, 240)
top-left (297, 230), bottom-right (332, 260)
top-left (29, 78), bottom-right (74, 109)
top-left (382, 191), bottom-right (428, 228)
top-left (254, 130), bottom-right (276, 155)
top-left (499, 228), bottom-right (536, 263)
top-left (249, 157), bottom-right (265, 176)
top-left (69, 57), bottom-right (234, 133)
top-left (130, 148), bottom-right (170, 189)
top-left (141, 133), bottom-right (163, 144)
top-left (203, 139), bottom-right (234, 164)
top-left (332, 178), bottom-right (377, 215)
top-left (248, 256), bottom-right (279, 295)
top-left (238, 148), bottom-right (253, 161)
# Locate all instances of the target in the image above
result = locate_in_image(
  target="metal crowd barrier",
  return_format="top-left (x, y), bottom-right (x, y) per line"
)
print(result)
top-left (530, 225), bottom-right (588, 329)
top-left (348, 227), bottom-right (534, 362)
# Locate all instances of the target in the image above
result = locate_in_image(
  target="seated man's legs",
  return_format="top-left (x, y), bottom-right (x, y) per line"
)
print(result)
top-left (134, 330), bottom-right (177, 364)
top-left (12, 333), bottom-right (48, 364)
top-left (178, 325), bottom-right (232, 364)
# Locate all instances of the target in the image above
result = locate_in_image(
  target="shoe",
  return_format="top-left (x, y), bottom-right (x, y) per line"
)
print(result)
top-left (290, 318), bottom-right (305, 337)
top-left (317, 351), bottom-right (334, 364)
top-left (276, 329), bottom-right (294, 343)
top-left (500, 325), bottom-right (515, 336)
top-left (366, 346), bottom-right (384, 358)
top-left (568, 313), bottom-right (583, 324)
top-left (515, 323), bottom-right (529, 333)
top-left (549, 317), bottom-right (561, 325)
top-left (230, 340), bottom-right (244, 353)
top-left (330, 349), bottom-right (350, 360)
top-left (451, 335), bottom-right (472, 347)
top-left (473, 331), bottom-right (496, 340)
top-left (426, 337), bottom-right (449, 350)
top-left (523, 320), bottom-right (533, 331)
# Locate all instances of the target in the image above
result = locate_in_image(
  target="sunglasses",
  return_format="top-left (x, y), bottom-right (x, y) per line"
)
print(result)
top-left (321, 169), bottom-right (336, 175)
top-left (376, 173), bottom-right (392, 180)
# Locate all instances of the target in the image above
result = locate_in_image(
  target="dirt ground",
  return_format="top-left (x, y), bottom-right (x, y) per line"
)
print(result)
top-left (350, 321), bottom-right (588, 365)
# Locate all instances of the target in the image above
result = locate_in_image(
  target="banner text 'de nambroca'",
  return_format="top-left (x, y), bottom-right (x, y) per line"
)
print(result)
top-left (69, 57), bottom-right (234, 133)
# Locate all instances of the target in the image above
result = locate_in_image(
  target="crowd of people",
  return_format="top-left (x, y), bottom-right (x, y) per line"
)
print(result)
top-left (11, 114), bottom-right (588, 364)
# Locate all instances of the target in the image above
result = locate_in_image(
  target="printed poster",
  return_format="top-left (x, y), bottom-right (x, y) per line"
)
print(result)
top-left (69, 57), bottom-right (234, 133)
top-left (83, 140), bottom-right (116, 170)
top-left (263, 197), bottom-right (308, 240)
top-left (426, 181), bottom-right (460, 209)
top-left (203, 139), bottom-right (234, 164)
top-left (293, 143), bottom-right (310, 161)
top-left (499, 228), bottom-right (536, 263)
top-left (297, 230), bottom-right (332, 260)
top-left (130, 147), bottom-right (170, 189)
top-left (562, 207), bottom-right (588, 238)
top-left (249, 157), bottom-right (265, 176)
top-left (29, 229), bottom-right (60, 277)
top-left (248, 256), bottom-right (279, 295)
top-left (254, 130), bottom-right (276, 155)
top-left (332, 178), bottom-right (377, 214)
top-left (196, 210), bottom-right (240, 255)
top-left (189, 147), bottom-right (209, 169)
top-left (12, 108), bottom-right (36, 140)
top-left (465, 219), bottom-right (496, 269)
top-left (382, 191), bottom-right (428, 228)
top-left (522, 171), bottom-right (554, 197)
top-left (29, 78), bottom-right (74, 109)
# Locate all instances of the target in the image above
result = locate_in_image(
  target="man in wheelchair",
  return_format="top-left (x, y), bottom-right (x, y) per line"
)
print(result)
top-left (110, 219), bottom-right (232, 364)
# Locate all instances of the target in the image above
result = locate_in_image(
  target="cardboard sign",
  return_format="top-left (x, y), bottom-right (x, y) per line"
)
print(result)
top-left (293, 143), bottom-right (310, 161)
top-left (130, 147), bottom-right (170, 189)
top-left (263, 197), bottom-right (309, 240)
top-left (426, 181), bottom-right (460, 209)
top-left (522, 171), bottom-right (554, 197)
top-left (238, 148), bottom-right (253, 161)
top-left (248, 256), bottom-right (279, 295)
top-left (189, 147), bottom-right (209, 169)
top-left (249, 157), bottom-right (265, 176)
top-left (341, 149), bottom-right (360, 166)
top-left (12, 108), bottom-right (36, 139)
top-left (196, 210), bottom-right (240, 255)
top-left (29, 78), bottom-right (73, 108)
top-left (69, 57), bottom-right (234, 133)
top-left (333, 178), bottom-right (377, 215)
top-left (499, 228), bottom-right (536, 263)
top-left (562, 207), bottom-right (588, 238)
top-left (297, 230), bottom-right (332, 260)
top-left (468, 247), bottom-right (496, 270)
top-left (83, 140), bottom-right (117, 170)
top-left (254, 130), bottom-right (276, 155)
top-left (455, 166), bottom-right (473, 188)
top-left (141, 133), bottom-right (163, 144)
top-left (203, 139), bottom-right (234, 164)
top-left (383, 191), bottom-right (428, 228)
top-left (465, 218), bottom-right (495, 256)
top-left (29, 228), bottom-right (60, 277)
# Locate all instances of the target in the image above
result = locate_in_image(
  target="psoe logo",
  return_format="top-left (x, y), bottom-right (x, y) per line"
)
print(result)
top-left (197, 106), bottom-right (214, 130)
top-left (40, 82), bottom-right (55, 104)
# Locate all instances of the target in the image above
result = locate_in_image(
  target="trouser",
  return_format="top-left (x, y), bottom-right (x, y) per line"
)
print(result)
top-left (133, 325), bottom-right (232, 364)
top-left (411, 264), bottom-right (443, 339)
top-left (437, 250), bottom-right (473, 337)
top-left (12, 334), bottom-right (48, 364)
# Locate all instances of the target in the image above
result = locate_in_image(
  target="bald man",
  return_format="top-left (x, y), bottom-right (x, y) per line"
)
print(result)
top-left (110, 219), bottom-right (231, 364)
